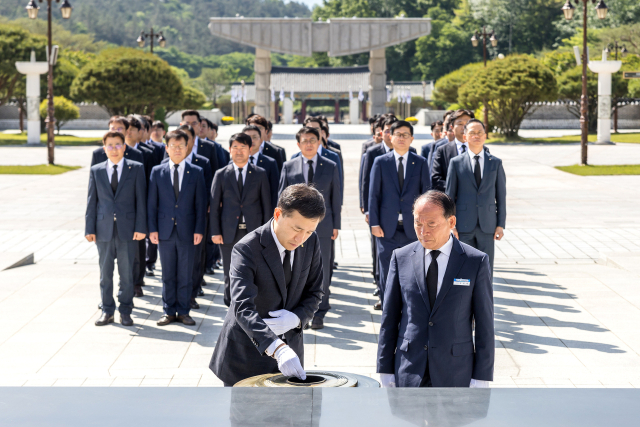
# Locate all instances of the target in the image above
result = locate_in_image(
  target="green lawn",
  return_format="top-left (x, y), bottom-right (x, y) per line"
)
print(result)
top-left (0, 164), bottom-right (82, 175)
top-left (555, 164), bottom-right (640, 176)
top-left (0, 133), bottom-right (100, 146)
top-left (487, 132), bottom-right (640, 144)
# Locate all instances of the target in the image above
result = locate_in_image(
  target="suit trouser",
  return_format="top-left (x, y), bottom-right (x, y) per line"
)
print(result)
top-left (314, 236), bottom-right (333, 319)
top-left (145, 237), bottom-right (158, 269)
top-left (158, 228), bottom-right (195, 316)
top-left (191, 214), bottom-right (210, 299)
top-left (419, 360), bottom-right (433, 387)
top-left (133, 239), bottom-right (146, 286)
top-left (377, 225), bottom-right (415, 305)
top-left (221, 227), bottom-right (248, 307)
top-left (458, 225), bottom-right (495, 281)
top-left (371, 233), bottom-right (379, 287)
top-left (96, 222), bottom-right (136, 315)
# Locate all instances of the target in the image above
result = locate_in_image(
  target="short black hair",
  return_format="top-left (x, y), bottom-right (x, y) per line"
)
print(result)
top-left (383, 116), bottom-right (398, 129)
top-left (181, 110), bottom-right (201, 121)
top-left (464, 118), bottom-right (486, 133)
top-left (369, 115), bottom-right (379, 125)
top-left (177, 124), bottom-right (195, 138)
top-left (391, 120), bottom-right (414, 136)
top-left (246, 114), bottom-right (268, 129)
top-left (102, 131), bottom-right (125, 145)
top-left (202, 118), bottom-right (218, 132)
top-left (278, 184), bottom-right (326, 221)
top-left (413, 190), bottom-right (456, 219)
top-left (430, 120), bottom-right (443, 131)
top-left (151, 121), bottom-right (165, 131)
top-left (242, 125), bottom-right (262, 136)
top-left (108, 116), bottom-right (129, 130)
top-left (450, 109), bottom-right (475, 125)
top-left (165, 130), bottom-right (188, 146)
top-left (140, 115), bottom-right (151, 131)
top-left (134, 114), bottom-right (150, 131)
top-left (304, 117), bottom-right (323, 127)
top-left (126, 115), bottom-right (142, 131)
top-left (229, 132), bottom-right (252, 149)
top-left (295, 126), bottom-right (320, 143)
top-left (266, 120), bottom-right (273, 131)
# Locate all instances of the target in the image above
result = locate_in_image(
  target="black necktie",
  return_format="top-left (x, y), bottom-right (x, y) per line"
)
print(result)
top-left (474, 155), bottom-right (482, 187)
top-left (283, 250), bottom-right (292, 286)
top-left (111, 165), bottom-right (118, 194)
top-left (307, 160), bottom-right (314, 184)
top-left (426, 250), bottom-right (440, 310)
top-left (237, 167), bottom-right (244, 195)
top-left (173, 164), bottom-right (180, 200)
top-left (250, 155), bottom-right (255, 165)
top-left (461, 144), bottom-right (467, 154)
top-left (397, 157), bottom-right (404, 190)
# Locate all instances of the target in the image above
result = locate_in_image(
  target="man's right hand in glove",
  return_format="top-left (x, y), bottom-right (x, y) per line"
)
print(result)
top-left (274, 344), bottom-right (306, 380)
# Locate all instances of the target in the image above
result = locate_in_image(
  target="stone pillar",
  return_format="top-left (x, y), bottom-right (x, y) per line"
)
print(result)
top-left (254, 48), bottom-right (272, 120)
top-left (334, 99), bottom-right (340, 124)
top-left (283, 98), bottom-right (294, 124)
top-left (15, 51), bottom-right (48, 145)
top-left (588, 56), bottom-right (622, 145)
top-left (349, 98), bottom-right (360, 124)
top-left (369, 48), bottom-right (387, 116)
top-left (301, 99), bottom-right (307, 122)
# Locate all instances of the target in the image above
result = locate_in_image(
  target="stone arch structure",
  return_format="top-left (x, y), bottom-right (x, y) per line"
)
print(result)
top-left (208, 17), bottom-right (431, 120)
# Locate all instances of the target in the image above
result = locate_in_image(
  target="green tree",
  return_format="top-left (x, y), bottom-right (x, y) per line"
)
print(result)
top-left (556, 66), bottom-right (599, 131)
top-left (458, 54), bottom-right (557, 137)
top-left (433, 62), bottom-right (484, 105)
top-left (39, 96), bottom-right (80, 134)
top-left (195, 67), bottom-right (236, 106)
top-left (70, 48), bottom-right (183, 116)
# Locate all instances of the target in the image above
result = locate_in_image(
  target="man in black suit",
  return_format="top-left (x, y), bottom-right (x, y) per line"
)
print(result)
top-left (264, 119), bottom-right (287, 164)
top-left (180, 110), bottom-right (219, 173)
top-left (150, 120), bottom-right (166, 144)
top-left (201, 118), bottom-right (230, 167)
top-left (278, 126), bottom-right (341, 330)
top-left (361, 115), bottom-right (380, 156)
top-left (243, 125), bottom-right (280, 209)
top-left (431, 109), bottom-right (474, 191)
top-left (209, 184), bottom-right (325, 386)
top-left (420, 120), bottom-right (443, 162)
top-left (90, 117), bottom-right (144, 166)
top-left (247, 115), bottom-right (286, 170)
top-left (85, 131), bottom-right (147, 327)
top-left (210, 133), bottom-right (272, 307)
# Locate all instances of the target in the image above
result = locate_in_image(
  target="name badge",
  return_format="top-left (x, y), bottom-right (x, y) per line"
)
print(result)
top-left (453, 279), bottom-right (470, 286)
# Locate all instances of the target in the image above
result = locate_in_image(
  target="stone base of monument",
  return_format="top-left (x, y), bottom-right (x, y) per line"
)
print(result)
top-left (234, 371), bottom-right (380, 388)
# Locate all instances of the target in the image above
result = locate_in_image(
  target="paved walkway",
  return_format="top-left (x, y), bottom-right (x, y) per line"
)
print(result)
top-left (1, 125), bottom-right (640, 387)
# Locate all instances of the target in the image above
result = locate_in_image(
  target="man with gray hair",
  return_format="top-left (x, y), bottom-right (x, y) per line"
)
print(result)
top-left (377, 190), bottom-right (494, 388)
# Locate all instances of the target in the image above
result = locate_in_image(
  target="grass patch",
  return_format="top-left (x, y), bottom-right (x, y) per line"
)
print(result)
top-left (0, 164), bottom-right (82, 175)
top-left (487, 132), bottom-right (640, 144)
top-left (555, 164), bottom-right (640, 176)
top-left (0, 133), bottom-right (100, 146)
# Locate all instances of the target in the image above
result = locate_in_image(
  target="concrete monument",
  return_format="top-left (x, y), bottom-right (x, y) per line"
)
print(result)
top-left (15, 51), bottom-right (48, 145)
top-left (588, 52), bottom-right (622, 145)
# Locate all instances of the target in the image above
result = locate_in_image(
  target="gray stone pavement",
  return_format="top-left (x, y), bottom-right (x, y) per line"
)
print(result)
top-left (1, 125), bottom-right (640, 387)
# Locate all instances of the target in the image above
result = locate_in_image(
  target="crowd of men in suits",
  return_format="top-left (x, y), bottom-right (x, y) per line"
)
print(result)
top-left (85, 112), bottom-right (343, 330)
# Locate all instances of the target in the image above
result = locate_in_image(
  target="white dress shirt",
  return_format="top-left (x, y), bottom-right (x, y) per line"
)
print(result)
top-left (468, 147), bottom-right (485, 179)
top-left (454, 138), bottom-right (469, 155)
top-left (393, 150), bottom-right (409, 221)
top-left (302, 154), bottom-right (318, 184)
top-left (266, 219), bottom-right (296, 356)
top-left (233, 162), bottom-right (249, 222)
top-left (185, 151), bottom-right (194, 164)
top-left (192, 137), bottom-right (199, 156)
top-left (259, 141), bottom-right (266, 155)
top-left (424, 235), bottom-right (490, 388)
top-left (383, 143), bottom-right (393, 153)
top-left (169, 158), bottom-right (186, 191)
top-left (106, 157), bottom-right (124, 182)
top-left (316, 144), bottom-right (324, 156)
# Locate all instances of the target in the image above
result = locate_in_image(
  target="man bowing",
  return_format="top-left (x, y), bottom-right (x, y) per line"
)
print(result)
top-left (377, 191), bottom-right (494, 388)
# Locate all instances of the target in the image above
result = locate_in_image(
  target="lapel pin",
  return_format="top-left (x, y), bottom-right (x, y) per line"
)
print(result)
top-left (187, 171), bottom-right (189, 174)
top-left (249, 171), bottom-right (252, 173)
top-left (129, 166), bottom-right (131, 169)
top-left (412, 162), bottom-right (415, 164)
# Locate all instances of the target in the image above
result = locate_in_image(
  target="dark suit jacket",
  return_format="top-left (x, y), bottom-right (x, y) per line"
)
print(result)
top-left (147, 161), bottom-right (207, 241)
top-left (205, 138), bottom-right (230, 170)
top-left (261, 141), bottom-right (286, 171)
top-left (91, 144), bottom-right (143, 167)
top-left (361, 144), bottom-right (417, 213)
top-left (431, 141), bottom-right (462, 192)
top-left (368, 151), bottom-right (431, 240)
top-left (136, 142), bottom-right (155, 181)
top-left (209, 220), bottom-right (324, 385)
top-left (209, 163), bottom-right (271, 243)
top-left (85, 159), bottom-right (147, 242)
top-left (162, 154), bottom-right (213, 193)
top-left (254, 153), bottom-right (280, 210)
top-left (446, 149), bottom-right (506, 234)
top-left (377, 239), bottom-right (495, 387)
top-left (360, 137), bottom-right (376, 155)
top-left (143, 139), bottom-right (165, 166)
top-left (278, 155), bottom-right (341, 238)
top-left (292, 147), bottom-right (343, 203)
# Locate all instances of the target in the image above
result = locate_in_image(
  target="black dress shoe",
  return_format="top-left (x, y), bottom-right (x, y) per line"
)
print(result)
top-left (197, 287), bottom-right (205, 297)
top-left (120, 313), bottom-right (134, 327)
top-left (95, 312), bottom-right (114, 326)
top-left (177, 314), bottom-right (196, 326)
top-left (134, 285), bottom-right (144, 297)
top-left (201, 278), bottom-right (207, 287)
top-left (373, 288), bottom-right (380, 297)
top-left (190, 298), bottom-right (200, 310)
top-left (145, 268), bottom-right (155, 277)
top-left (373, 300), bottom-right (382, 310)
top-left (311, 317), bottom-right (324, 330)
top-left (157, 315), bottom-right (176, 326)
top-left (98, 302), bottom-right (103, 310)
top-left (215, 260), bottom-right (223, 269)
top-left (334, 261), bottom-right (339, 268)
top-left (204, 267), bottom-right (215, 275)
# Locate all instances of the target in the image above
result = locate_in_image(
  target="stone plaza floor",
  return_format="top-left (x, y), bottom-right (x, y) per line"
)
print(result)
top-left (0, 124), bottom-right (639, 387)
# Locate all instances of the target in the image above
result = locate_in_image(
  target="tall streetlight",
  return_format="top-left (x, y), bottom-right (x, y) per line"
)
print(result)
top-left (136, 28), bottom-right (167, 54)
top-left (561, 0), bottom-right (609, 165)
top-left (604, 40), bottom-right (627, 133)
top-left (471, 27), bottom-right (498, 130)
top-left (26, 0), bottom-right (73, 165)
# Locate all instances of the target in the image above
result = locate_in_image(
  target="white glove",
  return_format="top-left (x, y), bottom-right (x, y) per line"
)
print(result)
top-left (470, 379), bottom-right (490, 388)
top-left (274, 345), bottom-right (306, 380)
top-left (264, 309), bottom-right (300, 336)
top-left (380, 373), bottom-right (396, 388)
